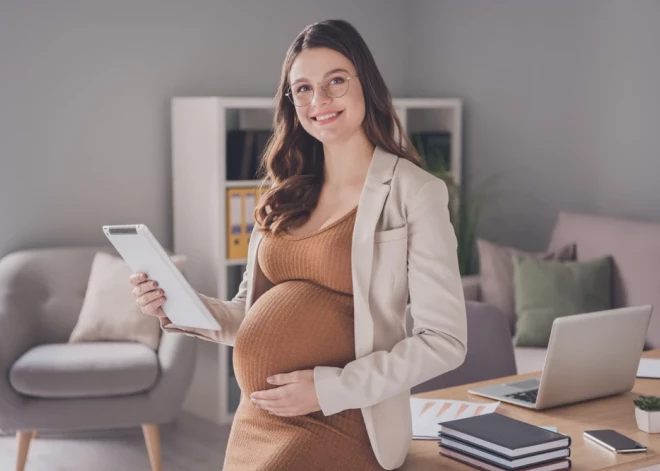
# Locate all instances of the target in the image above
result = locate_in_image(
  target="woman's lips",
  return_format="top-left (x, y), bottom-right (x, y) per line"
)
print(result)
top-left (312, 110), bottom-right (344, 125)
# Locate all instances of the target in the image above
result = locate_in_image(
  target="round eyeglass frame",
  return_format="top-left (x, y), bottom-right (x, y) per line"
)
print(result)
top-left (285, 73), bottom-right (359, 107)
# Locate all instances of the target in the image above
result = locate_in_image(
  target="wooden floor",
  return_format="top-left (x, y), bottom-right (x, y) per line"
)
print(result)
top-left (0, 413), bottom-right (232, 471)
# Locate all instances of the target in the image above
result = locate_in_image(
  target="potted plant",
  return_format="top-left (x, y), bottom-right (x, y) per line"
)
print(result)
top-left (634, 395), bottom-right (660, 433)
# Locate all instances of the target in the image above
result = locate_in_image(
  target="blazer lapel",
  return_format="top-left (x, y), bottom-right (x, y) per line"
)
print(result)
top-left (351, 146), bottom-right (399, 358)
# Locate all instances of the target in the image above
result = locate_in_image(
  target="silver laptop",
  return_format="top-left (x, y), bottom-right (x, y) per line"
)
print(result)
top-left (469, 305), bottom-right (653, 410)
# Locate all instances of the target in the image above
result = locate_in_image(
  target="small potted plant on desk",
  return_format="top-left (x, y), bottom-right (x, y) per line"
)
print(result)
top-left (634, 395), bottom-right (660, 433)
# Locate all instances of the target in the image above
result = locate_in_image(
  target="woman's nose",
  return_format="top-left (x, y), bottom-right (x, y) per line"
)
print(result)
top-left (310, 85), bottom-right (332, 108)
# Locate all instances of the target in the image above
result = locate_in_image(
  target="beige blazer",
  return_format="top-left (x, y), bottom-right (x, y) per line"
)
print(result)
top-left (166, 145), bottom-right (468, 470)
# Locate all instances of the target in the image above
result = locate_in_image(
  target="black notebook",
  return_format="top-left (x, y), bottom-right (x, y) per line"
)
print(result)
top-left (439, 435), bottom-right (570, 470)
top-left (437, 413), bottom-right (571, 458)
top-left (440, 447), bottom-right (572, 471)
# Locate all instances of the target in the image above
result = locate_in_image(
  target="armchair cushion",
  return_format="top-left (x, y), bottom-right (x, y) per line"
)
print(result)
top-left (9, 342), bottom-right (159, 399)
top-left (68, 252), bottom-right (185, 350)
top-left (512, 254), bottom-right (613, 347)
top-left (477, 238), bottom-right (577, 334)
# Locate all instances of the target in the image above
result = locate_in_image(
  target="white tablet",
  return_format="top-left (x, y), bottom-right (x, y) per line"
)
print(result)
top-left (102, 224), bottom-right (221, 331)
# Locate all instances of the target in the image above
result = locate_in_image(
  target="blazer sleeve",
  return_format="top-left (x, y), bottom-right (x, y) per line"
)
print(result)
top-left (313, 178), bottom-right (468, 415)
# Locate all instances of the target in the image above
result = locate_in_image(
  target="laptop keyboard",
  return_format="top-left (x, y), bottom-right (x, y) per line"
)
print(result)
top-left (505, 388), bottom-right (538, 404)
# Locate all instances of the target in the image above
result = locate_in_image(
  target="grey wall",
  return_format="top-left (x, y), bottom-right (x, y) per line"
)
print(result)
top-left (0, 0), bottom-right (410, 258)
top-left (4, 1), bottom-right (658, 257)
top-left (3, 0), bottom-right (660, 256)
top-left (411, 0), bottom-right (660, 251)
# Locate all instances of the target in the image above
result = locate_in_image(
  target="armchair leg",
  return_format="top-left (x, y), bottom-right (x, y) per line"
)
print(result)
top-left (15, 431), bottom-right (37, 471)
top-left (141, 424), bottom-right (162, 471)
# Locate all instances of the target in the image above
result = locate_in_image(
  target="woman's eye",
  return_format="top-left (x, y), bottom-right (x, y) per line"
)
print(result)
top-left (295, 85), bottom-right (310, 93)
top-left (329, 76), bottom-right (345, 85)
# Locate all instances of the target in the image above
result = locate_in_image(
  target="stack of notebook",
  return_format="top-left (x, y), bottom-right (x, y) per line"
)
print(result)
top-left (437, 413), bottom-right (572, 471)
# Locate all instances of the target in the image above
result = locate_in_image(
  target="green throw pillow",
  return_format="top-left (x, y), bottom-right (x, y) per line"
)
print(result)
top-left (512, 254), bottom-right (613, 347)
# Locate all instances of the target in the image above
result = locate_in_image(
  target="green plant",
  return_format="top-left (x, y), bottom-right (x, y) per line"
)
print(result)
top-left (634, 395), bottom-right (660, 412)
top-left (410, 133), bottom-right (495, 276)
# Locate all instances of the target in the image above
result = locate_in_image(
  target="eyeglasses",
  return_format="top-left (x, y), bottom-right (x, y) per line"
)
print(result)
top-left (285, 73), bottom-right (359, 107)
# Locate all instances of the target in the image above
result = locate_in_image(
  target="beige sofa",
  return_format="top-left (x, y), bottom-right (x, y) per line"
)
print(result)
top-left (462, 210), bottom-right (660, 374)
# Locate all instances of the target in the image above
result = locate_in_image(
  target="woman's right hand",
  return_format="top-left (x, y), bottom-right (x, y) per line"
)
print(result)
top-left (129, 272), bottom-right (170, 324)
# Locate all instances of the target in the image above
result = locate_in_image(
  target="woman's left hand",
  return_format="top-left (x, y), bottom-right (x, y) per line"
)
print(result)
top-left (249, 369), bottom-right (321, 417)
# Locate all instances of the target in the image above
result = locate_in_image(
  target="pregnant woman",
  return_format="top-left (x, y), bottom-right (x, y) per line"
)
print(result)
top-left (131, 19), bottom-right (467, 471)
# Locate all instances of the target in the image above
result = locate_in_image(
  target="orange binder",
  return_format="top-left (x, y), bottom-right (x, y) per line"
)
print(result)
top-left (226, 189), bottom-right (246, 260)
top-left (226, 185), bottom-right (271, 260)
top-left (242, 188), bottom-right (257, 245)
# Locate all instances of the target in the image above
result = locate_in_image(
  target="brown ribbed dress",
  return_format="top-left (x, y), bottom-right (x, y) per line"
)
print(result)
top-left (222, 205), bottom-right (385, 471)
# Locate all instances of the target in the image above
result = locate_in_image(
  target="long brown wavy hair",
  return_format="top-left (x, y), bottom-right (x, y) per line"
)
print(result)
top-left (254, 19), bottom-right (423, 234)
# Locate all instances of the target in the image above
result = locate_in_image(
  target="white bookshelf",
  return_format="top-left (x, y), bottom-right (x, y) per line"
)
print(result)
top-left (171, 96), bottom-right (462, 424)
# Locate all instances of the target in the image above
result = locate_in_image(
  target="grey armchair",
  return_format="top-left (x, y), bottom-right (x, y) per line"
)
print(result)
top-left (0, 246), bottom-right (197, 471)
top-left (406, 301), bottom-right (517, 394)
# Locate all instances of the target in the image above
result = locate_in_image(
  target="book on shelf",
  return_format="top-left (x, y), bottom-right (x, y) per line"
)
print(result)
top-left (226, 130), bottom-right (245, 181)
top-left (437, 413), bottom-right (571, 458)
top-left (226, 129), bottom-right (272, 181)
top-left (251, 131), bottom-right (271, 178)
top-left (438, 435), bottom-right (570, 470)
top-left (239, 132), bottom-right (255, 180)
top-left (439, 447), bottom-right (571, 471)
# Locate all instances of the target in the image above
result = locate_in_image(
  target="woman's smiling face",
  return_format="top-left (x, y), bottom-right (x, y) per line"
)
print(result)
top-left (288, 47), bottom-right (365, 144)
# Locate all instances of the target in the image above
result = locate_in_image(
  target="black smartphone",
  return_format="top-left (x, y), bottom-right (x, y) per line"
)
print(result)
top-left (583, 429), bottom-right (648, 454)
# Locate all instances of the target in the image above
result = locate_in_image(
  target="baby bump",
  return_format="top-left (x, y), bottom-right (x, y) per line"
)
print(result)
top-left (233, 281), bottom-right (356, 396)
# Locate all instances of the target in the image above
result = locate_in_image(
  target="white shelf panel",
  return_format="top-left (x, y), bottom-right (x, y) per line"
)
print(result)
top-left (172, 96), bottom-right (277, 109)
top-left (225, 179), bottom-right (272, 188)
top-left (392, 98), bottom-right (460, 109)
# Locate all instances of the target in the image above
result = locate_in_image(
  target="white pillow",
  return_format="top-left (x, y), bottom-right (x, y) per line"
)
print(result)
top-left (68, 251), bottom-right (186, 350)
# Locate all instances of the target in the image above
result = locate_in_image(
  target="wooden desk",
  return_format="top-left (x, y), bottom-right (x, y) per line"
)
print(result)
top-left (402, 349), bottom-right (660, 471)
